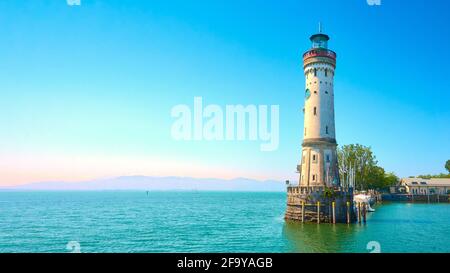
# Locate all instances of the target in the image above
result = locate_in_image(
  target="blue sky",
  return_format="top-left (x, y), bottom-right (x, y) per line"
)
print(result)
top-left (0, 0), bottom-right (449, 185)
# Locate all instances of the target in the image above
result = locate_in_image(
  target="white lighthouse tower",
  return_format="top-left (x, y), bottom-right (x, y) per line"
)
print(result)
top-left (298, 28), bottom-right (339, 189)
top-left (285, 28), bottom-right (355, 223)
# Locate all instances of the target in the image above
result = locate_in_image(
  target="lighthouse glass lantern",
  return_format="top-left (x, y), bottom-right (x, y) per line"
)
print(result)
top-left (311, 33), bottom-right (329, 49)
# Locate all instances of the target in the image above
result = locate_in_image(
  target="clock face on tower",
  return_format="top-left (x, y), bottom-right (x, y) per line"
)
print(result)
top-left (305, 88), bottom-right (311, 100)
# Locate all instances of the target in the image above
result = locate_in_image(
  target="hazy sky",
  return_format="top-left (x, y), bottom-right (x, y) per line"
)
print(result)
top-left (1, 0), bottom-right (449, 186)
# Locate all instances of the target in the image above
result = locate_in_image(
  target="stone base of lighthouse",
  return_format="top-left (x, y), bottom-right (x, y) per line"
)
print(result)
top-left (285, 187), bottom-right (356, 223)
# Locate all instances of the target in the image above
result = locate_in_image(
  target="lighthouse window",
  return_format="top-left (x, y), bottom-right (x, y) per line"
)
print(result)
top-left (325, 69), bottom-right (328, 77)
top-left (326, 126), bottom-right (329, 134)
top-left (326, 155), bottom-right (330, 162)
top-left (314, 107), bottom-right (317, 115)
top-left (312, 175), bottom-right (316, 181)
top-left (314, 69), bottom-right (317, 76)
top-left (325, 91), bottom-right (329, 94)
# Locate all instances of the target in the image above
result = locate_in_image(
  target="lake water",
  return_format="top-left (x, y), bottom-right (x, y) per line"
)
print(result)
top-left (0, 191), bottom-right (449, 253)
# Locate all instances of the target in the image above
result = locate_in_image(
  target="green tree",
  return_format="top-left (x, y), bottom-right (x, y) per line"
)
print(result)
top-left (366, 165), bottom-right (385, 189)
top-left (338, 144), bottom-right (399, 190)
top-left (338, 144), bottom-right (377, 190)
top-left (446, 160), bottom-right (450, 173)
top-left (384, 172), bottom-right (400, 188)
top-left (417, 173), bottom-right (450, 179)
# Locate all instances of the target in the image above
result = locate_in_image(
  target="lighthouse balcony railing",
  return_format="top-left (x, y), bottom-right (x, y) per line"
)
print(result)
top-left (303, 49), bottom-right (336, 60)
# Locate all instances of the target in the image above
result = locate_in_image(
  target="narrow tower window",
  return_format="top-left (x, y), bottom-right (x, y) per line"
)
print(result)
top-left (314, 107), bottom-right (317, 115)
top-left (326, 155), bottom-right (330, 162)
top-left (314, 68), bottom-right (317, 76)
top-left (312, 174), bottom-right (316, 181)
top-left (325, 69), bottom-right (328, 77)
top-left (326, 126), bottom-right (329, 134)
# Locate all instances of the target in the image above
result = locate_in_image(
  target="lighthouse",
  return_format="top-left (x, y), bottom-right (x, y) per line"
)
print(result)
top-left (285, 28), bottom-right (356, 224)
top-left (299, 29), bottom-right (339, 188)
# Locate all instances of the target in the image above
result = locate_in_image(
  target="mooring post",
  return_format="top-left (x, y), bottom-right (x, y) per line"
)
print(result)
top-left (317, 201), bottom-right (320, 224)
top-left (346, 201), bottom-right (350, 224)
top-left (362, 203), bottom-right (367, 223)
top-left (331, 202), bottom-right (336, 224)
top-left (301, 201), bottom-right (305, 223)
top-left (358, 202), bottom-right (362, 224)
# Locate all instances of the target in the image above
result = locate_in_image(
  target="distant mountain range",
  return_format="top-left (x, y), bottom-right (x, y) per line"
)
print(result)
top-left (1, 176), bottom-right (286, 192)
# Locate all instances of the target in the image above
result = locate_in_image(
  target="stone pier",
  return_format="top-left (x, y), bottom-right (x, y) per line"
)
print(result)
top-left (285, 186), bottom-right (356, 223)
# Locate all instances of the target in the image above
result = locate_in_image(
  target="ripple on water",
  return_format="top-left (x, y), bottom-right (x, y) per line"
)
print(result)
top-left (0, 192), bottom-right (448, 253)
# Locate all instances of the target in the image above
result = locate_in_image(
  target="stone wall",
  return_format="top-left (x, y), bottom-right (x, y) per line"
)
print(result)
top-left (285, 187), bottom-right (357, 223)
top-left (382, 194), bottom-right (450, 203)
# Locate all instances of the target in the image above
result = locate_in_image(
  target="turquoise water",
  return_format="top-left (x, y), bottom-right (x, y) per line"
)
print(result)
top-left (0, 191), bottom-right (449, 253)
